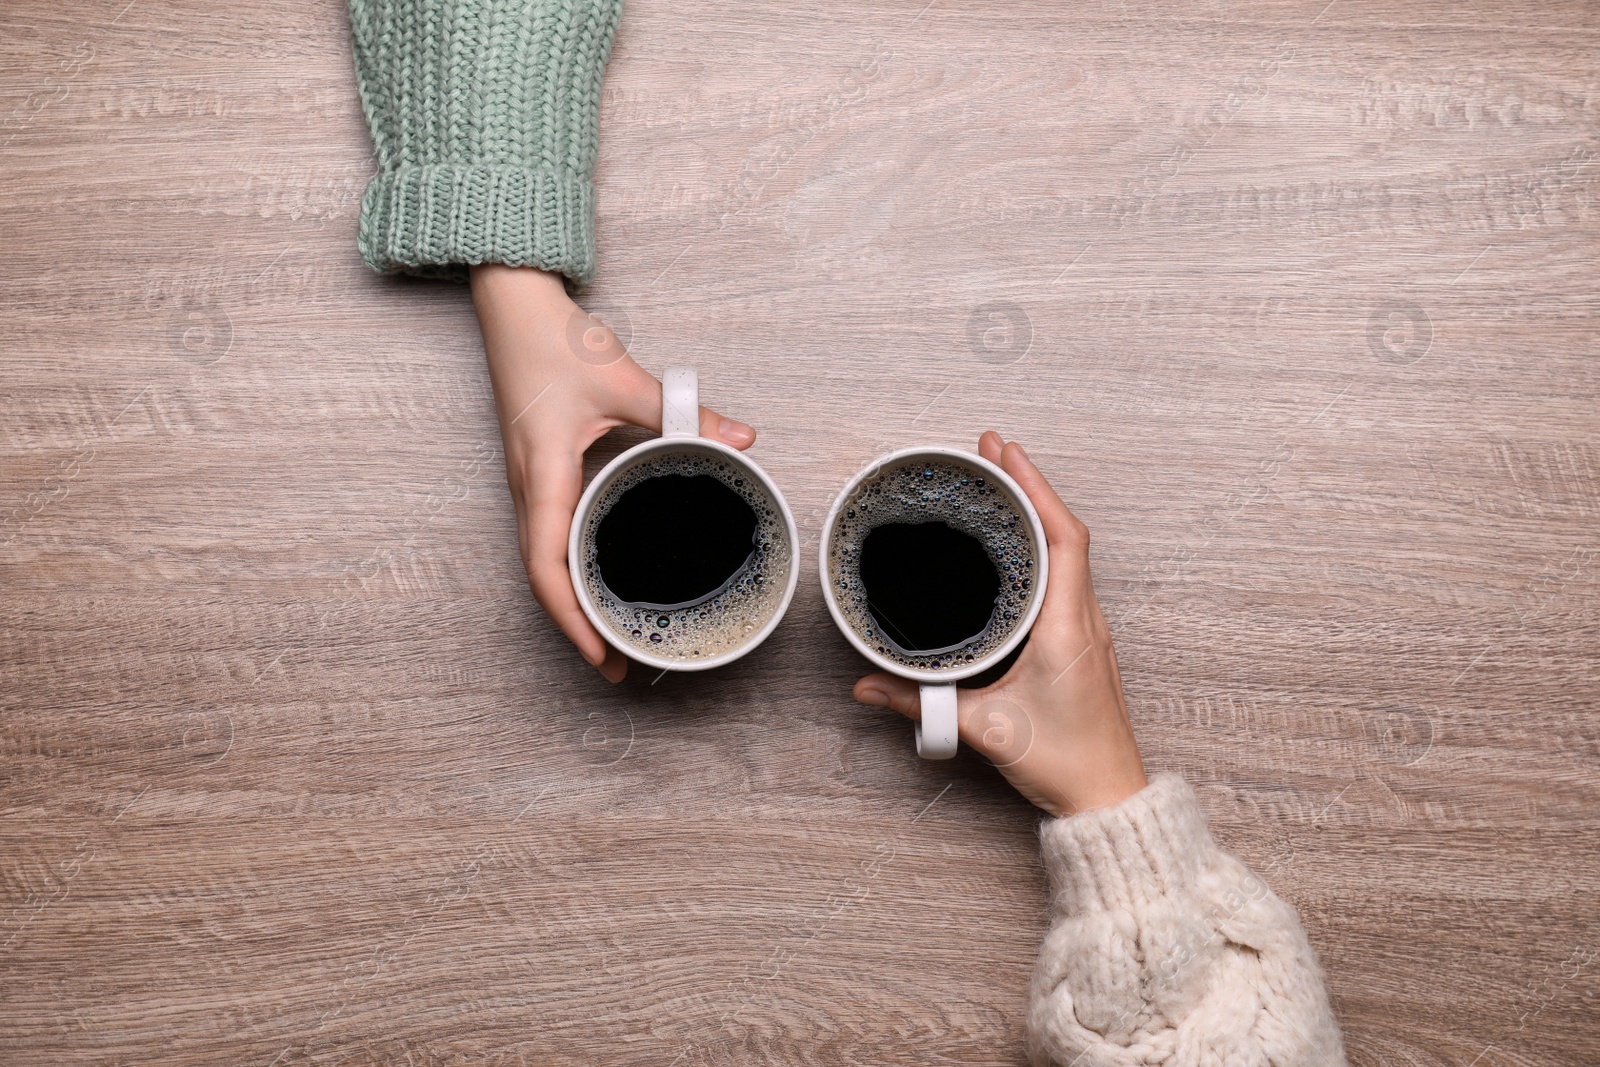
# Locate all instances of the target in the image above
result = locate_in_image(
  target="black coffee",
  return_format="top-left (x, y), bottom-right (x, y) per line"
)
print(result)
top-left (579, 449), bottom-right (791, 661)
top-left (827, 457), bottom-right (1038, 671)
top-left (595, 473), bottom-right (757, 609)
top-left (859, 521), bottom-right (999, 653)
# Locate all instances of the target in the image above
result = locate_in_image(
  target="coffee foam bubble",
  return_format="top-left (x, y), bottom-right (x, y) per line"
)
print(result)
top-left (827, 457), bottom-right (1039, 671)
top-left (579, 447), bottom-right (791, 661)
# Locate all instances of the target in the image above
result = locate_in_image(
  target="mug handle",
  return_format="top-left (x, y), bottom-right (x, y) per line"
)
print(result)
top-left (663, 367), bottom-right (699, 438)
top-left (916, 682), bottom-right (959, 759)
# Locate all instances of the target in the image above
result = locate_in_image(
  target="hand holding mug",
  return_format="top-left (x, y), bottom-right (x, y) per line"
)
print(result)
top-left (852, 432), bottom-right (1148, 817)
top-left (567, 368), bottom-right (799, 672)
top-left (820, 443), bottom-right (1050, 759)
top-left (469, 265), bottom-right (759, 683)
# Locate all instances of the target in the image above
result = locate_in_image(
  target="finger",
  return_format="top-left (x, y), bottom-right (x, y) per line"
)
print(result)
top-left (699, 405), bottom-right (757, 449)
top-left (604, 361), bottom-right (757, 450)
top-left (998, 440), bottom-right (1089, 554)
top-left (522, 446), bottom-right (621, 678)
top-left (998, 441), bottom-right (1099, 648)
top-left (978, 430), bottom-right (1004, 465)
top-left (857, 675), bottom-right (1016, 760)
top-left (598, 644), bottom-right (628, 684)
top-left (853, 673), bottom-right (923, 720)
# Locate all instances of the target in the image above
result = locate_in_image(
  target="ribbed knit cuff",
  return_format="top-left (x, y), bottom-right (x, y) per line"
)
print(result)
top-left (356, 162), bottom-right (597, 284)
top-left (1037, 773), bottom-right (1215, 915)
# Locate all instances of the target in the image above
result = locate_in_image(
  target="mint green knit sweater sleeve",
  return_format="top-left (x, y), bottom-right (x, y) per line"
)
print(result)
top-left (346, 0), bottom-right (625, 283)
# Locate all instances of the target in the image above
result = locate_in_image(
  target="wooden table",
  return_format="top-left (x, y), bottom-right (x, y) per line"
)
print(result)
top-left (3, 1), bottom-right (1596, 1063)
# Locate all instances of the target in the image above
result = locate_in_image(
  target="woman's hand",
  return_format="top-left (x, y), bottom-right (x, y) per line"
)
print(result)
top-left (852, 431), bottom-right (1147, 817)
top-left (470, 264), bottom-right (757, 683)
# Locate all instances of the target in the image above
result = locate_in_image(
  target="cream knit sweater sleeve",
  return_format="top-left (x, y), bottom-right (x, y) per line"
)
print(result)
top-left (1027, 774), bottom-right (1346, 1067)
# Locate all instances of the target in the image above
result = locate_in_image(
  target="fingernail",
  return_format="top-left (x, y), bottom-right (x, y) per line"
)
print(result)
top-left (582, 645), bottom-right (604, 668)
top-left (857, 686), bottom-right (890, 707)
top-left (719, 417), bottom-right (755, 447)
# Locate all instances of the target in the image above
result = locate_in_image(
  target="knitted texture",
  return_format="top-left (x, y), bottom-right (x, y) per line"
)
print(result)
top-left (1028, 774), bottom-right (1347, 1067)
top-left (346, 0), bottom-right (625, 283)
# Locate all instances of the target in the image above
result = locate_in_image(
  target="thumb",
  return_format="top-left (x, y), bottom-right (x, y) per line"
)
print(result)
top-left (604, 360), bottom-right (757, 450)
top-left (853, 673), bottom-right (925, 720)
top-left (698, 405), bottom-right (757, 450)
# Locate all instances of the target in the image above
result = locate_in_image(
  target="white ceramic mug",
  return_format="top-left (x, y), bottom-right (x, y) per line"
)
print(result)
top-left (819, 447), bottom-right (1049, 758)
top-left (568, 368), bottom-right (800, 672)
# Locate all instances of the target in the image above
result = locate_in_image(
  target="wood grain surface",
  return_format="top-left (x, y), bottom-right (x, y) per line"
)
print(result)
top-left (3, 0), bottom-right (1597, 1064)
